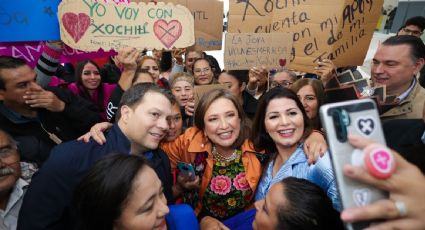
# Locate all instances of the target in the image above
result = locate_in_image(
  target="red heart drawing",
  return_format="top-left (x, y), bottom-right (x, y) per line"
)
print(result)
top-left (62, 12), bottom-right (90, 43)
top-left (279, 58), bottom-right (287, 67)
top-left (153, 20), bottom-right (182, 49)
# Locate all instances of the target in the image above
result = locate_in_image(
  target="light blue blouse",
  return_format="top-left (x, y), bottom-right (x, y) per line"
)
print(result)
top-left (255, 144), bottom-right (341, 211)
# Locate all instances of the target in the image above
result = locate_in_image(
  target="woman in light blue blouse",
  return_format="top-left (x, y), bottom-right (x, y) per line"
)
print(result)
top-left (252, 87), bottom-right (341, 211)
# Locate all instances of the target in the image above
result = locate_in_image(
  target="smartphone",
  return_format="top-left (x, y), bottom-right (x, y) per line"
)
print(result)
top-left (177, 162), bottom-right (196, 180)
top-left (320, 99), bottom-right (388, 230)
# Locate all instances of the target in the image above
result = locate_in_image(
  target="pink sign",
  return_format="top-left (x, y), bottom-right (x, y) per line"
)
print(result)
top-left (61, 45), bottom-right (117, 63)
top-left (0, 42), bottom-right (117, 68)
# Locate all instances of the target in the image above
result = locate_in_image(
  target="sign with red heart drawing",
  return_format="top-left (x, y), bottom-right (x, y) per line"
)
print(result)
top-left (58, 0), bottom-right (195, 51)
top-left (224, 33), bottom-right (293, 70)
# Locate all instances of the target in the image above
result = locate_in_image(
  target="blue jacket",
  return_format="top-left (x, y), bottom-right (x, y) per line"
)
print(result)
top-left (255, 144), bottom-right (341, 211)
top-left (17, 124), bottom-right (173, 230)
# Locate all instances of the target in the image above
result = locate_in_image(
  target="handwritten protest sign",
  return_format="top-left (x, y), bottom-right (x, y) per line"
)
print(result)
top-left (228, 0), bottom-right (383, 72)
top-left (58, 0), bottom-right (195, 51)
top-left (224, 33), bottom-right (292, 70)
top-left (0, 0), bottom-right (61, 42)
top-left (0, 42), bottom-right (116, 68)
top-left (135, 0), bottom-right (223, 51)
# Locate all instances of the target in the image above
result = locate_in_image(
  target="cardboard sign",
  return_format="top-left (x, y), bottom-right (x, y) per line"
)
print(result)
top-left (224, 33), bottom-right (292, 70)
top-left (0, 42), bottom-right (116, 68)
top-left (96, 0), bottom-right (131, 4)
top-left (193, 84), bottom-right (227, 108)
top-left (0, 0), bottom-right (61, 42)
top-left (228, 0), bottom-right (384, 73)
top-left (58, 0), bottom-right (195, 51)
top-left (135, 0), bottom-right (223, 51)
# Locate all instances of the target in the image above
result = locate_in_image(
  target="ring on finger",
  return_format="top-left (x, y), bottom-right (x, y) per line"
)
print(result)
top-left (394, 201), bottom-right (408, 217)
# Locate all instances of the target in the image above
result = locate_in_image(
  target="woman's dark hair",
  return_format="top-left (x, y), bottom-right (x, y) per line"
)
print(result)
top-left (252, 87), bottom-right (312, 153)
top-left (204, 54), bottom-right (222, 78)
top-left (276, 177), bottom-right (344, 230)
top-left (75, 60), bottom-right (105, 112)
top-left (73, 154), bottom-right (150, 230)
top-left (194, 88), bottom-right (250, 149)
top-left (291, 78), bottom-right (325, 129)
top-left (220, 70), bottom-right (249, 86)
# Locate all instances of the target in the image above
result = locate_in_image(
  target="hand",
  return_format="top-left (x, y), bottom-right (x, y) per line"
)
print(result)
top-left (177, 171), bottom-right (200, 190)
top-left (111, 55), bottom-right (120, 66)
top-left (24, 87), bottom-right (65, 112)
top-left (248, 66), bottom-right (268, 89)
top-left (303, 131), bottom-right (327, 165)
top-left (185, 97), bottom-right (195, 117)
top-left (172, 48), bottom-right (185, 65)
top-left (77, 122), bottom-right (112, 144)
top-left (116, 47), bottom-right (139, 71)
top-left (314, 59), bottom-right (337, 83)
top-left (200, 216), bottom-right (230, 230)
top-left (340, 135), bottom-right (425, 230)
top-left (173, 171), bottom-right (200, 197)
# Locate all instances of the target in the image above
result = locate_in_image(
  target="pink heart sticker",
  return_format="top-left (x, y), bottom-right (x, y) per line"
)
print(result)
top-left (371, 150), bottom-right (393, 173)
top-left (62, 12), bottom-right (91, 43)
top-left (153, 19), bottom-right (182, 49)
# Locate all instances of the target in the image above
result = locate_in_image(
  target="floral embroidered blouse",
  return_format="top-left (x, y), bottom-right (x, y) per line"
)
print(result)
top-left (160, 127), bottom-right (262, 216)
top-left (198, 152), bottom-right (253, 220)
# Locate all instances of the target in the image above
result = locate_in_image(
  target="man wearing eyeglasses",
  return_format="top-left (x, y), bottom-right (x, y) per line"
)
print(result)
top-left (398, 16), bottom-right (425, 37)
top-left (398, 16), bottom-right (425, 88)
top-left (0, 129), bottom-right (27, 230)
top-left (270, 70), bottom-right (298, 89)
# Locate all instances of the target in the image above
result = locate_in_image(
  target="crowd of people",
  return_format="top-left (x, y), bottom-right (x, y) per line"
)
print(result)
top-left (0, 12), bottom-right (424, 230)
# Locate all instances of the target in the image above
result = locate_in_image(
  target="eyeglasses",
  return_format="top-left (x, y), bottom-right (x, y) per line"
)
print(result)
top-left (0, 146), bottom-right (17, 159)
top-left (402, 28), bottom-right (423, 36)
top-left (194, 67), bottom-right (211, 74)
top-left (271, 80), bottom-right (293, 88)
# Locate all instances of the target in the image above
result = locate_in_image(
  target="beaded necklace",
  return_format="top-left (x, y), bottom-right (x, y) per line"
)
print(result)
top-left (212, 145), bottom-right (242, 166)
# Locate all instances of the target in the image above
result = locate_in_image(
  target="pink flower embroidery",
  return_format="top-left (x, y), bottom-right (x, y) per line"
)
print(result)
top-left (210, 175), bottom-right (232, 195)
top-left (233, 173), bottom-right (250, 191)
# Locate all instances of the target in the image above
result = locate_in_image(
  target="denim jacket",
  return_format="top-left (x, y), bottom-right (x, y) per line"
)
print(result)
top-left (255, 144), bottom-right (341, 211)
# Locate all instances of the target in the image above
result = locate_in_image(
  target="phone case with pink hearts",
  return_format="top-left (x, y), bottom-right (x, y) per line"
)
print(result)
top-left (320, 98), bottom-right (388, 230)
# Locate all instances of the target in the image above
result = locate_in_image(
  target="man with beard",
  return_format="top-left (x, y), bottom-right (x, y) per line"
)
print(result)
top-left (0, 129), bottom-right (27, 229)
